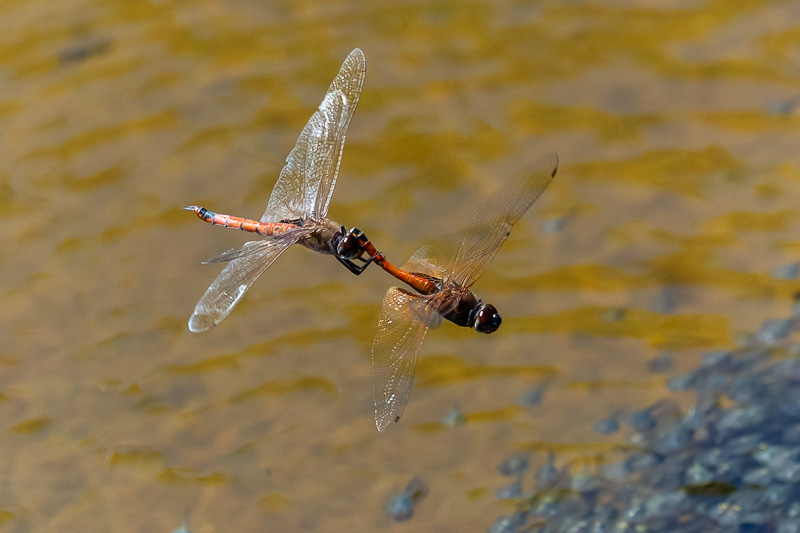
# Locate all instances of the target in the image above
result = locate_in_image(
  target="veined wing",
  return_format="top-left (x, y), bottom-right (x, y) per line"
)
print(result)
top-left (262, 117), bottom-right (309, 223)
top-left (326, 49), bottom-right (366, 140)
top-left (261, 49), bottom-right (366, 224)
top-left (188, 231), bottom-right (306, 332)
top-left (312, 48), bottom-right (365, 219)
top-left (304, 90), bottom-right (347, 221)
top-left (372, 287), bottom-right (441, 432)
top-left (400, 154), bottom-right (557, 285)
top-left (202, 227), bottom-right (309, 263)
top-left (451, 153), bottom-right (558, 287)
top-left (400, 228), bottom-right (467, 280)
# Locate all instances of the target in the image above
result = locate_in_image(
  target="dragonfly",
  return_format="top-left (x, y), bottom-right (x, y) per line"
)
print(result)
top-left (368, 153), bottom-right (558, 431)
top-left (185, 49), bottom-right (380, 332)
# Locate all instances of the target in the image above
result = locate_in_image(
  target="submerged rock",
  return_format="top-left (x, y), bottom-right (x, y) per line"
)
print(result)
top-left (488, 300), bottom-right (800, 532)
top-left (386, 477), bottom-right (428, 522)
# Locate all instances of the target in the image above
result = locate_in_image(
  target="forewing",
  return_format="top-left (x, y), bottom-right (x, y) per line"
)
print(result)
top-left (372, 287), bottom-right (440, 432)
top-left (262, 116), bottom-right (312, 223)
top-left (326, 49), bottom-right (366, 135)
top-left (451, 152), bottom-right (558, 286)
top-left (304, 90), bottom-right (347, 221)
top-left (188, 236), bottom-right (297, 332)
top-left (313, 48), bottom-right (366, 218)
top-left (261, 49), bottom-right (366, 224)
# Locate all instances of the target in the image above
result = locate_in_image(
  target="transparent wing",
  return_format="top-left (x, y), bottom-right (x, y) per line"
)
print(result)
top-left (451, 153), bottom-right (558, 287)
top-left (372, 287), bottom-right (441, 432)
top-left (304, 90), bottom-right (347, 221)
top-left (313, 48), bottom-right (366, 219)
top-left (400, 229), bottom-right (468, 280)
top-left (326, 49), bottom-right (366, 137)
top-left (400, 154), bottom-right (557, 285)
top-left (203, 228), bottom-right (309, 263)
top-left (261, 119), bottom-right (310, 222)
top-left (261, 48), bottom-right (366, 223)
top-left (188, 233), bottom-right (302, 332)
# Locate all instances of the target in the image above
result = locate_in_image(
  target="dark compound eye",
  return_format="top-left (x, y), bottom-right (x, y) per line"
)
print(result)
top-left (474, 304), bottom-right (501, 334)
top-left (336, 232), bottom-right (361, 259)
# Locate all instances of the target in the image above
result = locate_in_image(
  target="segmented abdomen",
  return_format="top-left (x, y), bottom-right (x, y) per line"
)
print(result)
top-left (185, 206), bottom-right (298, 236)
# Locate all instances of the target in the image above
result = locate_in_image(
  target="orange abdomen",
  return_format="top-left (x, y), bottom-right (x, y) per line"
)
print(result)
top-left (184, 206), bottom-right (298, 236)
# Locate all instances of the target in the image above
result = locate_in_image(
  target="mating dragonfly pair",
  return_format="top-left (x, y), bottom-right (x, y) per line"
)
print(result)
top-left (185, 49), bottom-right (558, 432)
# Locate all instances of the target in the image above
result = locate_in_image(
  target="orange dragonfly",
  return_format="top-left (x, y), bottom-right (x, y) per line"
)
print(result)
top-left (185, 49), bottom-right (374, 332)
top-left (367, 153), bottom-right (558, 431)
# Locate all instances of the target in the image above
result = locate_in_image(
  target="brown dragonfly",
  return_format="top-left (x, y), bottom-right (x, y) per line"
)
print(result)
top-left (185, 49), bottom-right (379, 332)
top-left (366, 153), bottom-right (558, 431)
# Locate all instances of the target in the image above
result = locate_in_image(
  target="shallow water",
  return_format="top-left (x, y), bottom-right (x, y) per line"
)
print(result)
top-left (3, 0), bottom-right (800, 531)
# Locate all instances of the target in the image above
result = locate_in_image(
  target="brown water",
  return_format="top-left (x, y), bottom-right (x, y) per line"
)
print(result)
top-left (3, 0), bottom-right (800, 531)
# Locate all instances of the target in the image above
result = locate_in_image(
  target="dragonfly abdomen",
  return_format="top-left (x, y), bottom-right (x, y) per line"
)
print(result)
top-left (356, 239), bottom-right (438, 295)
top-left (184, 206), bottom-right (298, 236)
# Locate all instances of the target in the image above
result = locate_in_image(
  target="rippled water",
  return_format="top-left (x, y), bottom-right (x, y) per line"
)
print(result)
top-left (3, 0), bottom-right (800, 531)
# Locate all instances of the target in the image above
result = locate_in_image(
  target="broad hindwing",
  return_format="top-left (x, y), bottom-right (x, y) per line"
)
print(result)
top-left (451, 152), bottom-right (558, 286)
top-left (399, 229), bottom-right (466, 281)
top-left (203, 228), bottom-right (308, 263)
top-left (188, 233), bottom-right (302, 332)
top-left (372, 287), bottom-right (439, 432)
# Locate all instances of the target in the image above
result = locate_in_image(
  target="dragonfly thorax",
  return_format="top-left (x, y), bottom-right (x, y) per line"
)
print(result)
top-left (434, 282), bottom-right (501, 334)
top-left (297, 219), bottom-right (341, 255)
top-left (438, 285), bottom-right (474, 326)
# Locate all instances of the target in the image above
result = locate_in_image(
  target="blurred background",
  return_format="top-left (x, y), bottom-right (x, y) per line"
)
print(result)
top-left (2, 0), bottom-right (800, 531)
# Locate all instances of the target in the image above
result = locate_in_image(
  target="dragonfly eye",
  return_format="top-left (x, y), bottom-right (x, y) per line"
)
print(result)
top-left (474, 303), bottom-right (501, 334)
top-left (336, 232), bottom-right (362, 259)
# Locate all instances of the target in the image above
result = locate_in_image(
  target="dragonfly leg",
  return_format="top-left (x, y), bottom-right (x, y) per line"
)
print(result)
top-left (335, 252), bottom-right (377, 275)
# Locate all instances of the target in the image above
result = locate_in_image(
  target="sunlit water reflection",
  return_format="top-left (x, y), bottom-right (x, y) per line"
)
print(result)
top-left (2, 0), bottom-right (800, 530)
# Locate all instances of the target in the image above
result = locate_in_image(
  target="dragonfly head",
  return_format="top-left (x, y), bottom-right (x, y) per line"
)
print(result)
top-left (334, 227), bottom-right (366, 260)
top-left (473, 303), bottom-right (501, 334)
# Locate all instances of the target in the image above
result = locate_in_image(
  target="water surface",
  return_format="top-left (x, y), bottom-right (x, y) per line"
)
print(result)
top-left (2, 0), bottom-right (800, 530)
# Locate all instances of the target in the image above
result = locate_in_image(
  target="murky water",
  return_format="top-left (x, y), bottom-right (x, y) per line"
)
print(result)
top-left (3, 0), bottom-right (800, 531)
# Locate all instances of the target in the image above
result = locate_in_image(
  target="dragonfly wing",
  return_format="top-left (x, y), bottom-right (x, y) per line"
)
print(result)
top-left (188, 235), bottom-right (299, 332)
top-left (399, 154), bottom-right (557, 282)
top-left (204, 228), bottom-right (308, 263)
top-left (261, 49), bottom-right (366, 224)
top-left (451, 152), bottom-right (558, 286)
top-left (372, 287), bottom-right (440, 432)
top-left (262, 118), bottom-right (311, 223)
top-left (326, 49), bottom-right (366, 137)
top-left (400, 229), bottom-right (466, 280)
top-left (313, 48), bottom-right (366, 219)
top-left (304, 90), bottom-right (347, 221)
